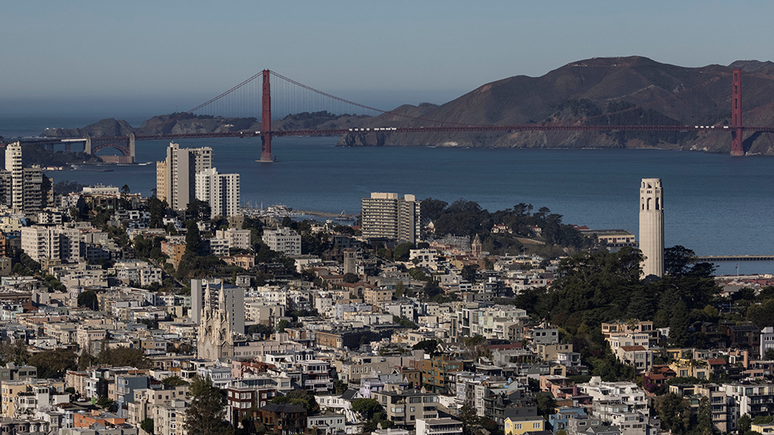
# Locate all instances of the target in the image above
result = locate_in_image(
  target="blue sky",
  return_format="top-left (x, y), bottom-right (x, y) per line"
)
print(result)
top-left (3, 1), bottom-right (772, 117)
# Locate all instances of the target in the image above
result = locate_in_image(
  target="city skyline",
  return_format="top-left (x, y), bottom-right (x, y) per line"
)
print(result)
top-left (3, 1), bottom-right (774, 117)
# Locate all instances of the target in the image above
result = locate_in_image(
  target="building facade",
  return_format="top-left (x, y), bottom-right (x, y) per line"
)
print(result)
top-left (195, 167), bottom-right (241, 218)
top-left (361, 192), bottom-right (421, 243)
top-left (262, 227), bottom-right (302, 256)
top-left (156, 142), bottom-right (213, 211)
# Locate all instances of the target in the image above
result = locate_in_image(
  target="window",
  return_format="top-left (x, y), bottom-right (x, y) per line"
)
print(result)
top-left (533, 423), bottom-right (542, 429)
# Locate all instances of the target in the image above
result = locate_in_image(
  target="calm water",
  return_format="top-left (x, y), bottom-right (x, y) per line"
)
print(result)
top-left (3, 116), bottom-right (773, 276)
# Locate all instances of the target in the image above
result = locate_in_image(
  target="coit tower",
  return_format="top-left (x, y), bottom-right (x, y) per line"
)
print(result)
top-left (639, 178), bottom-right (664, 278)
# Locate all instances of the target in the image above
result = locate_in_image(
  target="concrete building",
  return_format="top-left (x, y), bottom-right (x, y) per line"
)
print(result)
top-left (21, 226), bottom-right (81, 263)
top-left (156, 142), bottom-right (212, 211)
top-left (215, 228), bottom-right (252, 251)
top-left (195, 167), bottom-right (241, 218)
top-left (372, 389), bottom-right (439, 429)
top-left (361, 192), bottom-right (421, 243)
top-left (5, 142), bottom-right (22, 211)
top-left (416, 418), bottom-right (463, 435)
top-left (262, 227), bottom-right (302, 256)
top-left (639, 178), bottom-right (664, 278)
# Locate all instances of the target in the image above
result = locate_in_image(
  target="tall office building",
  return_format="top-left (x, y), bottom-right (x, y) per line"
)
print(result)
top-left (156, 142), bottom-right (212, 211)
top-left (5, 142), bottom-right (22, 211)
top-left (195, 167), bottom-right (241, 218)
top-left (639, 178), bottom-right (664, 278)
top-left (361, 192), bottom-right (421, 243)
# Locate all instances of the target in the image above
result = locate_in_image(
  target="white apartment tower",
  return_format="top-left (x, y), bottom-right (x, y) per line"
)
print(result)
top-left (5, 142), bottom-right (22, 211)
top-left (156, 142), bottom-right (212, 211)
top-left (262, 227), bottom-right (302, 256)
top-left (195, 167), bottom-right (241, 218)
top-left (639, 178), bottom-right (664, 278)
top-left (361, 192), bottom-right (421, 243)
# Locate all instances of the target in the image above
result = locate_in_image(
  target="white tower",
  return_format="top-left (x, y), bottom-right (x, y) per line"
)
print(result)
top-left (639, 178), bottom-right (664, 278)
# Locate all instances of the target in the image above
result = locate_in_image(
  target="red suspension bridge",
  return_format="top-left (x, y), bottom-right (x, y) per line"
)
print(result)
top-left (11, 68), bottom-right (771, 162)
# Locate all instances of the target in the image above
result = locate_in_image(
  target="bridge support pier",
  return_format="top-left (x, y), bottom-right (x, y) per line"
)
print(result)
top-left (129, 133), bottom-right (136, 163)
top-left (258, 69), bottom-right (274, 162)
top-left (731, 68), bottom-right (744, 156)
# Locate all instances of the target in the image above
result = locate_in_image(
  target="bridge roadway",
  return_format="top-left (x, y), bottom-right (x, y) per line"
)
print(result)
top-left (696, 255), bottom-right (774, 262)
top-left (11, 123), bottom-right (774, 146)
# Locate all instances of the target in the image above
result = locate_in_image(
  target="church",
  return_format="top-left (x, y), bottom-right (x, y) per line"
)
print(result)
top-left (197, 282), bottom-right (234, 361)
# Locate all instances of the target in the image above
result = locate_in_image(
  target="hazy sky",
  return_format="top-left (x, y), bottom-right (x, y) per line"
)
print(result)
top-left (3, 1), bottom-right (772, 117)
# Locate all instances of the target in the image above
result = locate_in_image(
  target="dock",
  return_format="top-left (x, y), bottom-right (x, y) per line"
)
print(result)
top-left (696, 255), bottom-right (774, 262)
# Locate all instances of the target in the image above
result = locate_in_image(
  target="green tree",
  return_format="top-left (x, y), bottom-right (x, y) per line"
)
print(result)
top-left (461, 264), bottom-right (479, 283)
top-left (664, 245), bottom-right (697, 277)
top-left (351, 398), bottom-right (383, 420)
top-left (656, 393), bottom-right (691, 435)
top-left (185, 376), bottom-right (234, 435)
top-left (27, 348), bottom-right (77, 378)
top-left (695, 396), bottom-right (714, 435)
top-left (147, 197), bottom-right (167, 228)
top-left (412, 340), bottom-right (440, 356)
top-left (185, 221), bottom-right (202, 255)
top-left (393, 242), bottom-right (415, 261)
top-left (738, 415), bottom-right (752, 435)
top-left (747, 299), bottom-right (774, 329)
top-left (277, 319), bottom-right (289, 332)
top-left (764, 348), bottom-right (774, 360)
top-left (78, 290), bottom-right (99, 310)
top-left (669, 299), bottom-right (690, 347)
top-left (162, 376), bottom-right (190, 387)
top-left (187, 199), bottom-right (211, 221)
top-left (97, 397), bottom-right (114, 409)
top-left (342, 273), bottom-right (360, 283)
top-left (394, 281), bottom-right (405, 298)
top-left (141, 418), bottom-right (154, 434)
top-left (536, 392), bottom-right (557, 417)
top-left (458, 404), bottom-right (479, 435)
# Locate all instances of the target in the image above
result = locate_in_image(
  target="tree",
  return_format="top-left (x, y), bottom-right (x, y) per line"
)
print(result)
top-left (412, 339), bottom-right (441, 356)
top-left (664, 245), bottom-right (697, 277)
top-left (351, 398), bottom-right (383, 420)
top-left (78, 290), bottom-right (99, 310)
top-left (458, 404), bottom-right (479, 435)
top-left (185, 376), bottom-right (234, 435)
top-left (97, 397), bottom-right (114, 409)
top-left (141, 418), bottom-right (154, 434)
top-left (277, 319), bottom-right (289, 332)
top-left (147, 197), bottom-right (167, 228)
top-left (695, 396), bottom-right (714, 435)
top-left (656, 393), bottom-right (691, 435)
top-left (669, 299), bottom-right (690, 347)
top-left (27, 348), bottom-right (77, 378)
top-left (185, 221), bottom-right (202, 255)
top-left (738, 415), bottom-right (752, 435)
top-left (270, 389), bottom-right (319, 414)
top-left (342, 273), bottom-right (360, 283)
top-left (765, 348), bottom-right (774, 361)
top-left (162, 376), bottom-right (190, 387)
top-left (394, 281), bottom-right (405, 298)
top-left (393, 242), bottom-right (414, 261)
top-left (536, 392), bottom-right (557, 417)
top-left (187, 199), bottom-right (211, 221)
top-left (246, 324), bottom-right (274, 338)
top-left (461, 264), bottom-right (479, 283)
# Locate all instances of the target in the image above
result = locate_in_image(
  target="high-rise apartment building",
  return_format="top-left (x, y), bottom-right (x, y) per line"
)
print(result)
top-left (195, 167), bottom-right (241, 218)
top-left (639, 178), bottom-right (664, 278)
top-left (5, 142), bottom-right (22, 211)
top-left (156, 142), bottom-right (212, 211)
top-left (21, 226), bottom-right (81, 263)
top-left (262, 227), bottom-right (302, 256)
top-left (361, 192), bottom-right (421, 243)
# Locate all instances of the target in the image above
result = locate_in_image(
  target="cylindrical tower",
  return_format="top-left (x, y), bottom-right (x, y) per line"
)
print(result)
top-left (639, 178), bottom-right (664, 278)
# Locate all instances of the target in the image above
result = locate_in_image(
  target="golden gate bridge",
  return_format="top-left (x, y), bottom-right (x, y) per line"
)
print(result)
top-left (8, 68), bottom-right (770, 162)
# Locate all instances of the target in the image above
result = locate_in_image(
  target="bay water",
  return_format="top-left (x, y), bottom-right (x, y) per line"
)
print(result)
top-left (3, 116), bottom-right (773, 276)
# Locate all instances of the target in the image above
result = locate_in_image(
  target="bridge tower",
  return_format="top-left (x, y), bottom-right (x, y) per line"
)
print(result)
top-left (129, 133), bottom-right (136, 163)
top-left (731, 68), bottom-right (744, 156)
top-left (259, 69), bottom-right (274, 162)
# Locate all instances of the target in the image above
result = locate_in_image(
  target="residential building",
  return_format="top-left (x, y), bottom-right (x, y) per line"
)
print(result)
top-left (216, 228), bottom-right (252, 251)
top-left (262, 227), bottom-right (302, 256)
top-left (5, 142), bottom-right (22, 211)
top-left (372, 389), bottom-right (439, 428)
top-left (156, 142), bottom-right (213, 211)
top-left (21, 226), bottom-right (81, 263)
top-left (361, 192), bottom-right (421, 243)
top-left (195, 167), bottom-right (241, 218)
top-left (504, 415), bottom-right (544, 435)
top-left (416, 418), bottom-right (463, 435)
top-left (258, 403), bottom-right (308, 435)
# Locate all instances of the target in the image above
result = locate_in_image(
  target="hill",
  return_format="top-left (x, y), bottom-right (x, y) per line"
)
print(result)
top-left (342, 56), bottom-right (774, 154)
top-left (39, 56), bottom-right (774, 155)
